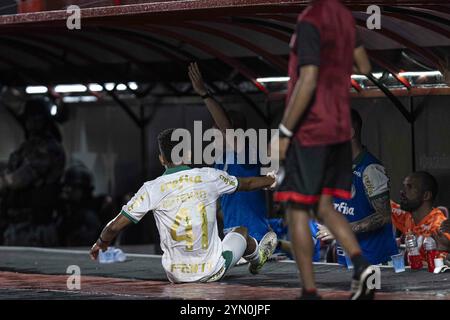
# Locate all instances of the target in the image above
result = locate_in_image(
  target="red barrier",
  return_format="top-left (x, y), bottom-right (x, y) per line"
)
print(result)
top-left (17, 0), bottom-right (45, 13)
top-left (17, 0), bottom-right (178, 13)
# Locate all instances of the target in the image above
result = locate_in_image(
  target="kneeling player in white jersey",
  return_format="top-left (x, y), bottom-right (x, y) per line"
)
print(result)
top-left (90, 128), bottom-right (278, 283)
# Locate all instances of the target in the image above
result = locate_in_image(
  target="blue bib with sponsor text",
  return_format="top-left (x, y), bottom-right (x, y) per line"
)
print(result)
top-left (334, 150), bottom-right (398, 265)
top-left (215, 151), bottom-right (270, 241)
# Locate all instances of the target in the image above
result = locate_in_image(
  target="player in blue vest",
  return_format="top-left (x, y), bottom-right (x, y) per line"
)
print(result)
top-left (189, 63), bottom-right (271, 244)
top-left (317, 110), bottom-right (398, 265)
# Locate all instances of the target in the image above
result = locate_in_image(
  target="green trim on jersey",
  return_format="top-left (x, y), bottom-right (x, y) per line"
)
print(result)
top-left (120, 209), bottom-right (139, 224)
top-left (163, 165), bottom-right (191, 176)
top-left (234, 178), bottom-right (240, 193)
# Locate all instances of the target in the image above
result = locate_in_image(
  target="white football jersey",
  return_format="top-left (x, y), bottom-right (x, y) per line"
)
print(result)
top-left (121, 166), bottom-right (238, 283)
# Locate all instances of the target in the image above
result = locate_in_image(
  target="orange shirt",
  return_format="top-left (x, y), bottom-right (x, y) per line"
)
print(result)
top-left (391, 201), bottom-right (448, 237)
top-left (391, 201), bottom-right (450, 263)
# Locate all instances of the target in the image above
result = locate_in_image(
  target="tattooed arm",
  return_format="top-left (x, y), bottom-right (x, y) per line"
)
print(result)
top-left (351, 162), bottom-right (392, 234)
top-left (317, 194), bottom-right (391, 240)
top-left (350, 193), bottom-right (392, 234)
top-left (317, 162), bottom-right (392, 240)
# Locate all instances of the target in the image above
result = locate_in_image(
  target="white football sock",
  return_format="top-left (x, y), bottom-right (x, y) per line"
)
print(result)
top-left (243, 237), bottom-right (260, 265)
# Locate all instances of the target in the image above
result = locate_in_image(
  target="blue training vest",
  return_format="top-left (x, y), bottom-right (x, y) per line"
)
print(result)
top-left (215, 150), bottom-right (270, 241)
top-left (334, 150), bottom-right (398, 265)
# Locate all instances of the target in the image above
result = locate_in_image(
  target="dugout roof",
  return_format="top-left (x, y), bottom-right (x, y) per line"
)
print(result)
top-left (0, 0), bottom-right (449, 98)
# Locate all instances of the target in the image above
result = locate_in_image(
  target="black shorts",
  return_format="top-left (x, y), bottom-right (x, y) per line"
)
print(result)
top-left (274, 139), bottom-right (352, 209)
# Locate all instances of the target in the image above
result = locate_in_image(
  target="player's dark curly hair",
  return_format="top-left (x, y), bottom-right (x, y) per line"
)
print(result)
top-left (157, 128), bottom-right (180, 164)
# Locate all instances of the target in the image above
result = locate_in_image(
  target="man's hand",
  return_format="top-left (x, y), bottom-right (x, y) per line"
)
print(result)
top-left (316, 224), bottom-right (335, 241)
top-left (89, 214), bottom-right (131, 260)
top-left (188, 62), bottom-right (208, 96)
top-left (264, 171), bottom-right (278, 190)
top-left (90, 239), bottom-right (109, 261)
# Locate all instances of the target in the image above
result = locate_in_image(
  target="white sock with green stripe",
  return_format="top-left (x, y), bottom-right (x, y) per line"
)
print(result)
top-left (243, 237), bottom-right (260, 265)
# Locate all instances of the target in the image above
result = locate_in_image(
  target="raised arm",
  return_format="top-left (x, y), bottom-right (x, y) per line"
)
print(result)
top-left (188, 62), bottom-right (232, 131)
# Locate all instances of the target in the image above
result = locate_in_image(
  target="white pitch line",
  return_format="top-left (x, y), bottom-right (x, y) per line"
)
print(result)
top-left (0, 246), bottom-right (162, 259)
top-left (0, 247), bottom-right (404, 269)
top-left (279, 259), bottom-right (402, 269)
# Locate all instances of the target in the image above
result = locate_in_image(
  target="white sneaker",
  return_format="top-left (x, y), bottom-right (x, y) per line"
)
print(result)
top-left (249, 231), bottom-right (278, 275)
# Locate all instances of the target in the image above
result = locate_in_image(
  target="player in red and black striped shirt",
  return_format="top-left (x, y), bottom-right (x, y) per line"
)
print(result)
top-left (272, 0), bottom-right (374, 300)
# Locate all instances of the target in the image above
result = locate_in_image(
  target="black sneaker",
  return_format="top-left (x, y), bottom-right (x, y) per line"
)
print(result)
top-left (299, 292), bottom-right (322, 300)
top-left (350, 266), bottom-right (376, 300)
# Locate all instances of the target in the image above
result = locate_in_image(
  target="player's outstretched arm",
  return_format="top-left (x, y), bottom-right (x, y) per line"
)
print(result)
top-left (237, 176), bottom-right (275, 192)
top-left (90, 213), bottom-right (132, 260)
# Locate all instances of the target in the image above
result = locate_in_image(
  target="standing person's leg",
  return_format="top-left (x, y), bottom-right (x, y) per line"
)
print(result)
top-left (287, 208), bottom-right (317, 296)
top-left (274, 141), bottom-right (330, 298)
top-left (317, 195), bottom-right (361, 257)
top-left (317, 142), bottom-right (361, 256)
top-left (317, 195), bottom-right (374, 299)
top-left (318, 142), bottom-right (374, 300)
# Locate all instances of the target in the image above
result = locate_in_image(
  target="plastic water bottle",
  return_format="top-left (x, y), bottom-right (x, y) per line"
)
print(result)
top-left (99, 247), bottom-right (127, 263)
top-left (99, 247), bottom-right (115, 264)
top-left (113, 248), bottom-right (127, 262)
top-left (423, 237), bottom-right (438, 272)
top-left (405, 233), bottom-right (422, 270)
